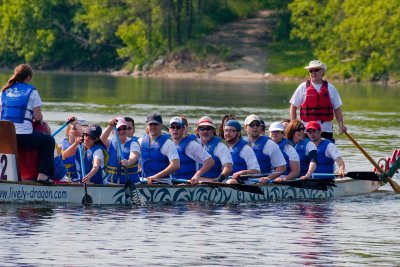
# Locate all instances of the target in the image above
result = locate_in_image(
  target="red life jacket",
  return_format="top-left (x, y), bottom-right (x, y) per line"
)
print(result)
top-left (300, 80), bottom-right (334, 122)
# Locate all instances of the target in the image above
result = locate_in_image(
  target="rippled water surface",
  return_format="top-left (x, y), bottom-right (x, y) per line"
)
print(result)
top-left (0, 72), bottom-right (399, 266)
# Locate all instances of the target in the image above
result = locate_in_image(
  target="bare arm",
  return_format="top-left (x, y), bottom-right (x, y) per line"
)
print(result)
top-left (121, 151), bottom-right (140, 167)
top-left (283, 160), bottom-right (300, 181)
top-left (334, 107), bottom-right (347, 133)
top-left (191, 157), bottom-right (215, 180)
top-left (259, 165), bottom-right (286, 184)
top-left (32, 106), bottom-right (43, 122)
top-left (301, 161), bottom-right (317, 179)
top-left (82, 157), bottom-right (101, 183)
top-left (148, 159), bottom-right (180, 182)
top-left (335, 157), bottom-right (346, 176)
top-left (62, 137), bottom-right (81, 159)
top-left (290, 104), bottom-right (297, 120)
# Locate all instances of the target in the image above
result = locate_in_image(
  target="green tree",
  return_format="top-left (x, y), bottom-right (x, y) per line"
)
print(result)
top-left (289, 0), bottom-right (400, 81)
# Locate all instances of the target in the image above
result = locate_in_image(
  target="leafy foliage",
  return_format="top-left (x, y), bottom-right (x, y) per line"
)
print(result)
top-left (289, 0), bottom-right (400, 81)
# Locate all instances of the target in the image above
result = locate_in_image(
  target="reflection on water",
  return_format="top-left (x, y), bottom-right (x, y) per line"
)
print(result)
top-left (1, 191), bottom-right (400, 266)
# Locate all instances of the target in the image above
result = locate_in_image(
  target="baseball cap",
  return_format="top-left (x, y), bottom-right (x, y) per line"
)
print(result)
top-left (244, 114), bottom-right (260, 125)
top-left (268, 121), bottom-right (285, 132)
top-left (169, 116), bottom-right (184, 127)
top-left (197, 116), bottom-right (215, 128)
top-left (115, 117), bottom-right (127, 129)
top-left (305, 121), bottom-right (321, 131)
top-left (84, 124), bottom-right (102, 139)
top-left (225, 120), bottom-right (241, 131)
top-left (146, 113), bottom-right (163, 125)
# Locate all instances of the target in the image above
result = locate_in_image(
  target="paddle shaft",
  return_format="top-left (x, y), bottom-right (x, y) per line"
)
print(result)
top-left (344, 132), bottom-right (400, 193)
top-left (51, 117), bottom-right (75, 137)
top-left (344, 132), bottom-right (383, 173)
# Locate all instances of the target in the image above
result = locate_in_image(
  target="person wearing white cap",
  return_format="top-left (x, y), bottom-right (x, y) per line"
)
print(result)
top-left (289, 60), bottom-right (347, 142)
top-left (223, 119), bottom-right (260, 184)
top-left (268, 121), bottom-right (300, 181)
top-left (168, 116), bottom-right (215, 183)
top-left (244, 114), bottom-right (286, 182)
top-left (195, 116), bottom-right (233, 181)
top-left (138, 113), bottom-right (180, 185)
top-left (100, 117), bottom-right (141, 184)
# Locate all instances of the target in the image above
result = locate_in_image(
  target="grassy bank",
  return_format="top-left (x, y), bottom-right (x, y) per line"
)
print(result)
top-left (265, 40), bottom-right (315, 77)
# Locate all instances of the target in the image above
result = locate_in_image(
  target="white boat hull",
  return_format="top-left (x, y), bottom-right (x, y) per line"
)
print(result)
top-left (0, 178), bottom-right (383, 205)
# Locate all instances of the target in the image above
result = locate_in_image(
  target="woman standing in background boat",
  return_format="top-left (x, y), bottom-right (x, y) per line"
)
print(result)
top-left (0, 64), bottom-right (55, 182)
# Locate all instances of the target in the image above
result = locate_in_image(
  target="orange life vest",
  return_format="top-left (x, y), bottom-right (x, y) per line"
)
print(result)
top-left (300, 80), bottom-right (334, 122)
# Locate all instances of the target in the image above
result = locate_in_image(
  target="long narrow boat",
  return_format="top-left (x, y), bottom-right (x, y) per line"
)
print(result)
top-left (0, 120), bottom-right (391, 205)
top-left (0, 177), bottom-right (384, 205)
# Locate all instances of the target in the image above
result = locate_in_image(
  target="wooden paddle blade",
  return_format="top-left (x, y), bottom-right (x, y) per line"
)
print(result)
top-left (345, 171), bottom-right (381, 181)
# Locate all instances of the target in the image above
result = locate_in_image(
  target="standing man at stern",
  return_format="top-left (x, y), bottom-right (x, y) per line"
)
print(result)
top-left (290, 60), bottom-right (347, 142)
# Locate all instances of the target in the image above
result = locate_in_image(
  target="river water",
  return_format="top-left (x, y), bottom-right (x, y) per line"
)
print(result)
top-left (0, 72), bottom-right (399, 266)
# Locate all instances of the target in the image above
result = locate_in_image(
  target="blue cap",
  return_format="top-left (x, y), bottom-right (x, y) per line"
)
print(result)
top-left (225, 120), bottom-right (241, 131)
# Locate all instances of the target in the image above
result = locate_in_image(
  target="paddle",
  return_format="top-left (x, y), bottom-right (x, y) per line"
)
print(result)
top-left (51, 117), bottom-right (76, 137)
top-left (200, 181), bottom-right (264, 195)
top-left (79, 144), bottom-right (93, 206)
top-left (113, 125), bottom-right (141, 205)
top-left (344, 132), bottom-right (400, 193)
top-left (312, 171), bottom-right (381, 181)
top-left (170, 178), bottom-right (264, 194)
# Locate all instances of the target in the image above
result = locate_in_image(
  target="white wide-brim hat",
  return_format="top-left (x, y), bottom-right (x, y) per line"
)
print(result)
top-left (304, 60), bottom-right (327, 71)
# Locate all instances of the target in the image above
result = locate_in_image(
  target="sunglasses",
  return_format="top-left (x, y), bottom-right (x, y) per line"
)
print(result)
top-left (117, 126), bottom-right (132, 132)
top-left (296, 127), bottom-right (305, 132)
top-left (199, 127), bottom-right (213, 131)
top-left (309, 68), bottom-right (321, 73)
top-left (170, 125), bottom-right (183, 130)
top-left (249, 122), bottom-right (261, 128)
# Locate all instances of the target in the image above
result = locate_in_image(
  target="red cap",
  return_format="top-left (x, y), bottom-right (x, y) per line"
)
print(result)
top-left (306, 121), bottom-right (321, 131)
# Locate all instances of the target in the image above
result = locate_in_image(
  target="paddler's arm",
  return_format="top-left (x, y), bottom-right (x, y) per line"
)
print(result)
top-left (335, 157), bottom-right (346, 177)
top-left (62, 136), bottom-right (81, 159)
top-left (82, 157), bottom-right (101, 183)
top-left (147, 159), bottom-right (180, 184)
top-left (32, 106), bottom-right (43, 123)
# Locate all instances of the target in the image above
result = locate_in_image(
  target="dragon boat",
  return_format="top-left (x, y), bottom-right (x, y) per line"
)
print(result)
top-left (0, 120), bottom-right (398, 205)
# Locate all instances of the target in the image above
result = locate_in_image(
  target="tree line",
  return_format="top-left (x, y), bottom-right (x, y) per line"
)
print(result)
top-left (1, 0), bottom-right (397, 81)
top-left (0, 0), bottom-right (270, 71)
top-left (289, 0), bottom-right (400, 81)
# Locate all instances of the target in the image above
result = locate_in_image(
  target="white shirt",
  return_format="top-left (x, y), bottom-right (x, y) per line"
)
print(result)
top-left (290, 81), bottom-right (343, 133)
top-left (211, 141), bottom-right (233, 168)
top-left (250, 138), bottom-right (287, 169)
top-left (0, 89), bottom-right (42, 134)
top-left (283, 144), bottom-right (300, 162)
top-left (304, 140), bottom-right (317, 156)
top-left (92, 148), bottom-right (105, 169)
top-left (183, 140), bottom-right (212, 165)
top-left (323, 142), bottom-right (341, 161)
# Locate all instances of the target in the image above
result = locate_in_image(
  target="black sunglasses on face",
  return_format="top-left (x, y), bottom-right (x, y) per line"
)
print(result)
top-left (296, 127), bottom-right (305, 132)
top-left (199, 127), bottom-right (213, 131)
top-left (170, 125), bottom-right (182, 130)
top-left (249, 122), bottom-right (261, 128)
top-left (309, 68), bottom-right (321, 73)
